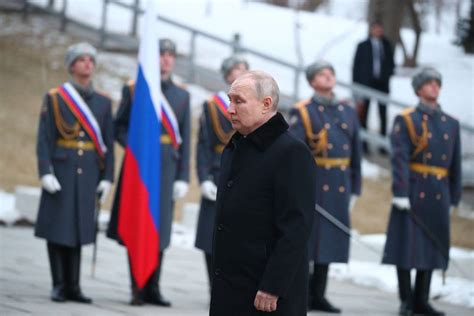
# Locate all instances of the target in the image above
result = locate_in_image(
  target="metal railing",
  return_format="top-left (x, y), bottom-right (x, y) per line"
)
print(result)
top-left (22, 0), bottom-right (474, 139)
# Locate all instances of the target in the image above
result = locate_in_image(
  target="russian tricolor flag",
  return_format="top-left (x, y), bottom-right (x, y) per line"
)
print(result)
top-left (118, 0), bottom-right (162, 289)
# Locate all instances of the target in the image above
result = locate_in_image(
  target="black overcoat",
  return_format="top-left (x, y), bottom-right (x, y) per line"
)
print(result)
top-left (210, 113), bottom-right (316, 316)
top-left (352, 36), bottom-right (395, 92)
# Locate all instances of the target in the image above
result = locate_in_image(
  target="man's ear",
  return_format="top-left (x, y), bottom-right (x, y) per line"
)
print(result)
top-left (262, 96), bottom-right (273, 114)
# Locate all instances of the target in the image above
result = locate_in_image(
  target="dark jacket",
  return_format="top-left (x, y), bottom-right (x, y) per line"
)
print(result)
top-left (352, 36), bottom-right (395, 92)
top-left (195, 95), bottom-right (234, 254)
top-left (383, 104), bottom-right (462, 270)
top-left (210, 113), bottom-right (316, 316)
top-left (35, 82), bottom-right (114, 247)
top-left (107, 78), bottom-right (191, 250)
top-left (289, 95), bottom-right (362, 263)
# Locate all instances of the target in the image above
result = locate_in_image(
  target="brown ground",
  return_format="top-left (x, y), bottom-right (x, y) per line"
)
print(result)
top-left (1, 12), bottom-right (472, 248)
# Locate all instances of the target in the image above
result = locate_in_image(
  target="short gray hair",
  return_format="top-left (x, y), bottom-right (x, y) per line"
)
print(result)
top-left (236, 70), bottom-right (280, 110)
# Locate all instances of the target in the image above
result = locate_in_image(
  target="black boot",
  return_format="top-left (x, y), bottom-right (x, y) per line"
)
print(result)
top-left (397, 268), bottom-right (413, 315)
top-left (144, 251), bottom-right (171, 307)
top-left (309, 264), bottom-right (341, 313)
top-left (413, 270), bottom-right (444, 316)
top-left (65, 246), bottom-right (92, 304)
top-left (47, 243), bottom-right (66, 302)
top-left (128, 253), bottom-right (144, 306)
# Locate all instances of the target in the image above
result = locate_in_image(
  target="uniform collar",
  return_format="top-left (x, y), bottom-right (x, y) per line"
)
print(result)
top-left (230, 112), bottom-right (288, 151)
top-left (417, 102), bottom-right (441, 116)
top-left (69, 79), bottom-right (94, 98)
top-left (161, 77), bottom-right (174, 90)
top-left (312, 92), bottom-right (337, 107)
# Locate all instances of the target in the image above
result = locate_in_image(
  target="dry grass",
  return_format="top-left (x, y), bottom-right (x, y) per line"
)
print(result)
top-left (1, 13), bottom-right (472, 248)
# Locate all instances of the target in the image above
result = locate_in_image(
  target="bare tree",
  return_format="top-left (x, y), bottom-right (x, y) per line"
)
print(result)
top-left (368, 0), bottom-right (422, 67)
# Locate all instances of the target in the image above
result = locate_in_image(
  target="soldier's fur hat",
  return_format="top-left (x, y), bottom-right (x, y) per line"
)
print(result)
top-left (412, 67), bottom-right (442, 93)
top-left (305, 60), bottom-right (335, 83)
top-left (65, 42), bottom-right (97, 72)
top-left (221, 55), bottom-right (249, 80)
top-left (160, 38), bottom-right (177, 56)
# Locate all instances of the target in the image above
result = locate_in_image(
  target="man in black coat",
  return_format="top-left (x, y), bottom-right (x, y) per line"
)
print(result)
top-left (352, 21), bottom-right (395, 153)
top-left (35, 42), bottom-right (114, 303)
top-left (210, 70), bottom-right (316, 315)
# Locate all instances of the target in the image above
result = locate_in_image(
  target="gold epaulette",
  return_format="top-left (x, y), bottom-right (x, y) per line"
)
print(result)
top-left (174, 81), bottom-right (188, 91)
top-left (401, 107), bottom-right (428, 158)
top-left (126, 80), bottom-right (135, 97)
top-left (294, 99), bottom-right (328, 156)
top-left (294, 98), bottom-right (311, 109)
top-left (207, 99), bottom-right (233, 146)
top-left (48, 87), bottom-right (58, 95)
top-left (95, 89), bottom-right (111, 99)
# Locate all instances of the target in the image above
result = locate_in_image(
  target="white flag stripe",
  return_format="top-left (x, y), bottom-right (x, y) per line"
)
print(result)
top-left (63, 82), bottom-right (107, 153)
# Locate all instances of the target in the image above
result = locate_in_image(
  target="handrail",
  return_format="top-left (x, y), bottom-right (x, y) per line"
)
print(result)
top-left (23, 0), bottom-right (474, 135)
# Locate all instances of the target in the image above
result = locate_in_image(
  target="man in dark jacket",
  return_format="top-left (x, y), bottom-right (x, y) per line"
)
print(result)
top-left (195, 55), bottom-right (249, 290)
top-left (106, 38), bottom-right (191, 306)
top-left (210, 70), bottom-right (316, 315)
top-left (382, 68), bottom-right (461, 316)
top-left (35, 42), bottom-right (114, 303)
top-left (352, 21), bottom-right (395, 153)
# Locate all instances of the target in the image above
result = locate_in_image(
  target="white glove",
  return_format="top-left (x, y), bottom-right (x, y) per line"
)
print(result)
top-left (201, 180), bottom-right (217, 201)
top-left (173, 180), bottom-right (189, 200)
top-left (41, 174), bottom-right (61, 194)
top-left (96, 180), bottom-right (112, 204)
top-left (349, 195), bottom-right (357, 213)
top-left (392, 197), bottom-right (411, 210)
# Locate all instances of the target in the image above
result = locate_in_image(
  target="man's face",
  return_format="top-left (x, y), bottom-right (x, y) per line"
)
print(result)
top-left (310, 68), bottom-right (336, 92)
top-left (370, 24), bottom-right (384, 38)
top-left (417, 80), bottom-right (440, 101)
top-left (160, 51), bottom-right (176, 77)
top-left (225, 63), bottom-right (248, 85)
top-left (228, 78), bottom-right (266, 135)
top-left (70, 55), bottom-right (95, 77)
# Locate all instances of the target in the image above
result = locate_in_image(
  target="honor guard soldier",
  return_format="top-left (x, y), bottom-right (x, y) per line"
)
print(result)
top-left (195, 55), bottom-right (249, 289)
top-left (289, 61), bottom-right (362, 313)
top-left (35, 42), bottom-right (114, 303)
top-left (107, 38), bottom-right (191, 306)
top-left (382, 68), bottom-right (462, 316)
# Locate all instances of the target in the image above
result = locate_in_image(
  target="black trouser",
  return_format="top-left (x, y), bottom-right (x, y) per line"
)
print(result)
top-left (309, 264), bottom-right (329, 303)
top-left (129, 251), bottom-right (165, 294)
top-left (47, 242), bottom-right (82, 292)
top-left (357, 79), bottom-right (389, 137)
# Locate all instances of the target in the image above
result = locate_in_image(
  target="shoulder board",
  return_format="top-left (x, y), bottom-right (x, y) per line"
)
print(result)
top-left (294, 98), bottom-right (311, 109)
top-left (126, 79), bottom-right (135, 88)
top-left (48, 87), bottom-right (59, 95)
top-left (400, 107), bottom-right (416, 116)
top-left (95, 89), bottom-right (111, 99)
top-left (174, 81), bottom-right (188, 91)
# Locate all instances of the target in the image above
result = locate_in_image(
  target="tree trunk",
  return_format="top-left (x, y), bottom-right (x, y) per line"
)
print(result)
top-left (367, 0), bottom-right (406, 48)
top-left (463, 0), bottom-right (474, 53)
